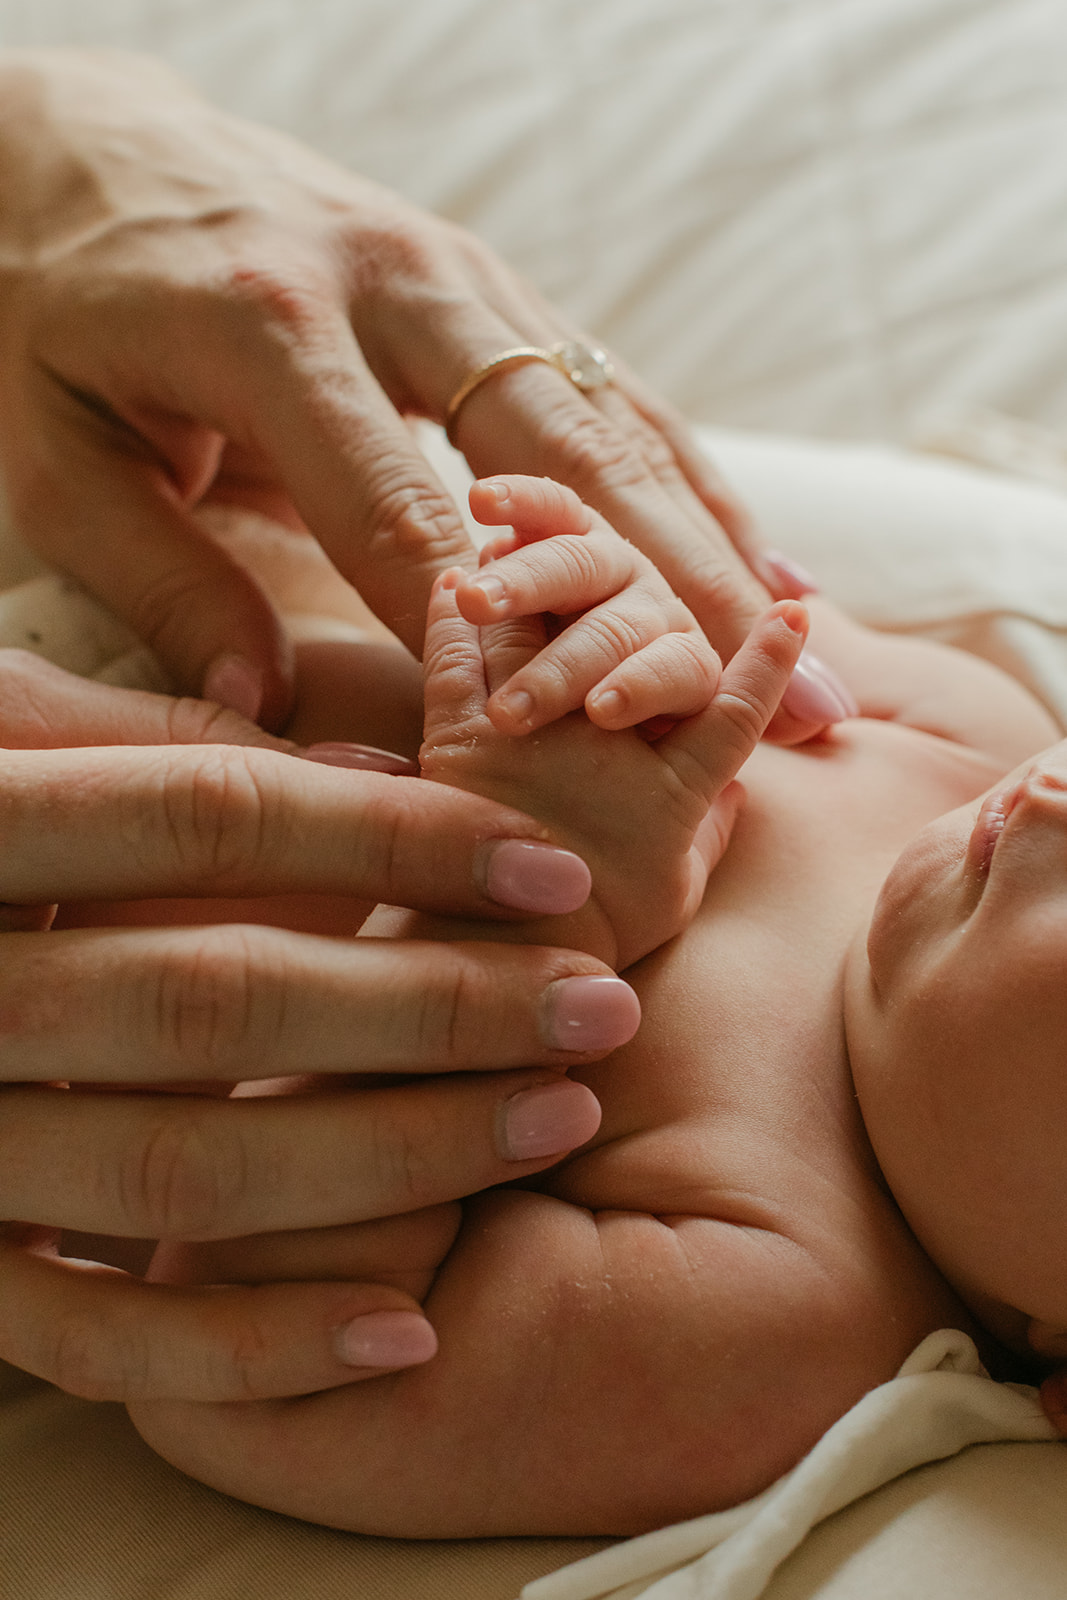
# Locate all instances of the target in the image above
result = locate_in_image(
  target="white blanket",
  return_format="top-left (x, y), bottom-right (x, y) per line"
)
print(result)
top-left (525, 1333), bottom-right (1054, 1600)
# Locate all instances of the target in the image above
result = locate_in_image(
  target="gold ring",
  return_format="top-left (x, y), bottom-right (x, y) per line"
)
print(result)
top-left (444, 339), bottom-right (614, 446)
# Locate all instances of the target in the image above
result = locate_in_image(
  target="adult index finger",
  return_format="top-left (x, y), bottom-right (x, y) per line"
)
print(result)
top-left (0, 744), bottom-right (591, 917)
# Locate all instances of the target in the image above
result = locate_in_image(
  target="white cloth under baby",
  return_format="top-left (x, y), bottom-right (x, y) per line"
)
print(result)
top-left (524, 1330), bottom-right (1056, 1600)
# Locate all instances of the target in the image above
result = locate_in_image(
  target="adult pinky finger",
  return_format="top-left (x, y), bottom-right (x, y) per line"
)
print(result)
top-left (0, 1234), bottom-right (437, 1404)
top-left (586, 632), bottom-right (722, 730)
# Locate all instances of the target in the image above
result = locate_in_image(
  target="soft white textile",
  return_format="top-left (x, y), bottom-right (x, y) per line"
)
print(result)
top-left (525, 1333), bottom-right (1055, 1600)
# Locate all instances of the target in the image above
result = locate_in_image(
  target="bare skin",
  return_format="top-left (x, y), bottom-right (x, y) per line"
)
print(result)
top-left (115, 478), bottom-right (1061, 1538)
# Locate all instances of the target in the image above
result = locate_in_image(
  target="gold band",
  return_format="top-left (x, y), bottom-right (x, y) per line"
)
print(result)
top-left (444, 339), bottom-right (614, 446)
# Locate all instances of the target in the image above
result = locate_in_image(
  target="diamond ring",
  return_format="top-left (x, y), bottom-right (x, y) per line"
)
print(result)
top-left (444, 339), bottom-right (615, 445)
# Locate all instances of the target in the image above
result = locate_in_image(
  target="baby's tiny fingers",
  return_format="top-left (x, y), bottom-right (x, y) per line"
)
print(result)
top-left (586, 632), bottom-right (722, 730)
top-left (468, 476), bottom-right (594, 541)
top-left (662, 601), bottom-right (808, 800)
top-left (485, 585), bottom-right (684, 734)
top-left (457, 528), bottom-right (636, 627)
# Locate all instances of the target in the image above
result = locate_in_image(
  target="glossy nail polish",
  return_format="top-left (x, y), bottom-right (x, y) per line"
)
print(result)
top-left (203, 653), bottom-right (264, 723)
top-left (541, 974), bottom-right (641, 1051)
top-left (500, 1079), bottom-right (603, 1160)
top-left (781, 651), bottom-right (859, 725)
top-left (302, 742), bottom-right (420, 776)
top-left (333, 1311), bottom-right (438, 1369)
top-left (484, 839), bottom-right (591, 913)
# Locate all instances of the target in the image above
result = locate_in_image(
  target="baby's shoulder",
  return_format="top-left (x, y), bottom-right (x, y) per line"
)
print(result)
top-left (806, 597), bottom-right (1059, 767)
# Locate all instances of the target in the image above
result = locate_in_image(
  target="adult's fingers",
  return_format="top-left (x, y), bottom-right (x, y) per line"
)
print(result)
top-left (0, 927), bottom-right (638, 1082)
top-left (24, 259), bottom-right (480, 705)
top-left (0, 1071), bottom-right (607, 1242)
top-left (0, 648), bottom-right (295, 753)
top-left (447, 356), bottom-right (768, 657)
top-left (0, 1233), bottom-right (439, 1402)
top-left (149, 1205), bottom-right (463, 1294)
top-left (0, 742), bottom-right (591, 915)
top-left (14, 421), bottom-right (297, 730)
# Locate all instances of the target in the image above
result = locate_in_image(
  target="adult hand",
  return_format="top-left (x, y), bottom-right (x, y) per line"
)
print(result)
top-left (0, 651), bottom-right (638, 1402)
top-left (0, 49), bottom-right (830, 738)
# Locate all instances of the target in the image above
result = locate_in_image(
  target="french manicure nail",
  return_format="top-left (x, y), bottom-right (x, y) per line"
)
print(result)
top-left (333, 1311), bottom-right (438, 1369)
top-left (781, 651), bottom-right (859, 726)
top-left (484, 838), bottom-right (591, 913)
top-left (542, 975), bottom-right (641, 1051)
top-left (203, 653), bottom-right (264, 723)
top-left (302, 742), bottom-right (420, 776)
top-left (500, 1079), bottom-right (602, 1161)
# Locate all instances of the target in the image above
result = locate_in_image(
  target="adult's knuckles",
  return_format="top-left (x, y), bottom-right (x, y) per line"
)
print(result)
top-left (154, 745), bottom-right (283, 888)
top-left (359, 468), bottom-right (470, 574)
top-left (44, 1304), bottom-right (139, 1402)
top-left (111, 1094), bottom-right (251, 1241)
top-left (145, 924), bottom-right (286, 1072)
top-left (544, 407), bottom-right (648, 495)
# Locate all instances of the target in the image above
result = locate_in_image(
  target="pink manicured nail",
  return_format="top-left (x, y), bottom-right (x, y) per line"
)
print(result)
top-left (762, 549), bottom-right (820, 599)
top-left (203, 653), bottom-right (264, 723)
top-left (781, 651), bottom-right (859, 725)
top-left (500, 1079), bottom-right (602, 1160)
top-left (542, 975), bottom-right (641, 1052)
top-left (333, 1311), bottom-right (438, 1369)
top-left (302, 742), bottom-right (420, 776)
top-left (484, 839), bottom-right (591, 912)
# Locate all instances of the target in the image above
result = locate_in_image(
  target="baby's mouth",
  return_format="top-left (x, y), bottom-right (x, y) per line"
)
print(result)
top-left (966, 779), bottom-right (1021, 882)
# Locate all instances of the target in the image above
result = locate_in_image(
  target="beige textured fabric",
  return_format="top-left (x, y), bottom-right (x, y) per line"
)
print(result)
top-left (0, 1359), bottom-right (605, 1600)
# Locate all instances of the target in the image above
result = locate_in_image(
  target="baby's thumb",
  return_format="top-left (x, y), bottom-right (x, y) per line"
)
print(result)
top-left (691, 780), bottom-right (745, 879)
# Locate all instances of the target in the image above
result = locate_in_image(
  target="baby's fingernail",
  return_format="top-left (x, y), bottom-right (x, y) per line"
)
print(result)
top-left (203, 653), bottom-right (264, 723)
top-left (468, 572), bottom-right (506, 606)
top-left (301, 742), bottom-right (420, 776)
top-left (481, 480), bottom-right (511, 504)
top-left (762, 549), bottom-right (820, 599)
top-left (500, 1079), bottom-right (602, 1160)
top-left (541, 975), bottom-right (641, 1052)
top-left (588, 687), bottom-right (625, 721)
top-left (333, 1311), bottom-right (438, 1369)
top-left (483, 838), bottom-right (591, 913)
top-left (493, 687), bottom-right (534, 728)
top-left (781, 651), bottom-right (859, 725)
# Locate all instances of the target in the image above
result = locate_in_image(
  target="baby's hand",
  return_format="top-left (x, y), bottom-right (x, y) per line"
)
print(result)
top-left (456, 477), bottom-right (722, 737)
top-left (421, 480), bottom-right (808, 970)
